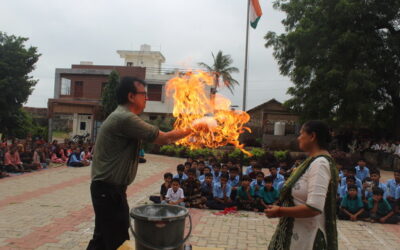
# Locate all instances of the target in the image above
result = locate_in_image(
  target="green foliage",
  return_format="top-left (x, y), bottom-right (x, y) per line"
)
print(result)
top-left (0, 32), bottom-right (41, 136)
top-left (198, 50), bottom-right (239, 93)
top-left (227, 148), bottom-right (245, 162)
top-left (160, 145), bottom-right (176, 156)
top-left (274, 150), bottom-right (288, 161)
top-left (8, 108), bottom-right (47, 139)
top-left (265, 0), bottom-right (400, 136)
top-left (101, 70), bottom-right (119, 118)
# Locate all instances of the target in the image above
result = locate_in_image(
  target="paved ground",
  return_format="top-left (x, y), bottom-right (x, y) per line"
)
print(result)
top-left (0, 154), bottom-right (399, 250)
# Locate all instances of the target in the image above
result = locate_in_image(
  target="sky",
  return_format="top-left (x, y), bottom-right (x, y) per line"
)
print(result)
top-left (0, 0), bottom-right (293, 110)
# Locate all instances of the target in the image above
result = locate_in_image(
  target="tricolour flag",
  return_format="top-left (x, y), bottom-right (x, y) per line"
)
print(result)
top-left (249, 0), bottom-right (263, 29)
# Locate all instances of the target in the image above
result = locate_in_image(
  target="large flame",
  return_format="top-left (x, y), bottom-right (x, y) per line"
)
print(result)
top-left (166, 71), bottom-right (252, 155)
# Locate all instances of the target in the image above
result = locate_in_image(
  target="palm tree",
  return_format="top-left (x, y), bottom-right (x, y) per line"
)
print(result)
top-left (198, 51), bottom-right (239, 95)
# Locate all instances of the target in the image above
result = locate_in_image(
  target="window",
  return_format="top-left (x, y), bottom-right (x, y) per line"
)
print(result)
top-left (147, 84), bottom-right (162, 101)
top-left (149, 115), bottom-right (158, 121)
top-left (127, 62), bottom-right (133, 66)
top-left (80, 122), bottom-right (86, 130)
top-left (74, 81), bottom-right (84, 98)
top-left (61, 78), bottom-right (71, 95)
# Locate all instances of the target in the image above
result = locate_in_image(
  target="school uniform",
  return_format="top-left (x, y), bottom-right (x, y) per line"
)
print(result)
top-left (236, 186), bottom-right (256, 210)
top-left (339, 194), bottom-right (368, 220)
top-left (368, 197), bottom-right (399, 224)
top-left (386, 179), bottom-right (400, 199)
top-left (364, 182), bottom-right (388, 199)
top-left (198, 174), bottom-right (205, 183)
top-left (250, 180), bottom-right (265, 196)
top-left (269, 174), bottom-right (285, 189)
top-left (245, 165), bottom-right (254, 175)
top-left (212, 172), bottom-right (221, 184)
top-left (173, 173), bottom-right (188, 183)
top-left (337, 185), bottom-right (362, 199)
top-left (206, 182), bottom-right (235, 210)
top-left (341, 176), bottom-right (362, 189)
top-left (258, 187), bottom-right (279, 205)
top-left (276, 181), bottom-right (285, 192)
top-left (228, 175), bottom-right (240, 200)
top-left (355, 166), bottom-right (370, 182)
top-left (163, 187), bottom-right (185, 206)
top-left (200, 182), bottom-right (214, 201)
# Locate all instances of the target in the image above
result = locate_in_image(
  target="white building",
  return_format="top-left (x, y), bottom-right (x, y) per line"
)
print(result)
top-left (117, 44), bottom-right (175, 120)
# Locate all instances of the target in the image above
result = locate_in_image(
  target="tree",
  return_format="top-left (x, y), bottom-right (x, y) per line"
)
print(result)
top-left (198, 50), bottom-right (239, 94)
top-left (101, 70), bottom-right (119, 118)
top-left (0, 32), bottom-right (41, 137)
top-left (265, 0), bottom-right (400, 137)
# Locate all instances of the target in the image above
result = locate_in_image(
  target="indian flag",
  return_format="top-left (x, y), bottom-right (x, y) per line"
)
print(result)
top-left (249, 0), bottom-right (263, 29)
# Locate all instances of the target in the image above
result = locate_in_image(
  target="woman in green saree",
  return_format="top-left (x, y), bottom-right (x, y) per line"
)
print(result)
top-left (266, 121), bottom-right (338, 250)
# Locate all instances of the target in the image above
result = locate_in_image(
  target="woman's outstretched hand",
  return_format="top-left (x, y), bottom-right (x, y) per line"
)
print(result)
top-left (265, 205), bottom-right (281, 218)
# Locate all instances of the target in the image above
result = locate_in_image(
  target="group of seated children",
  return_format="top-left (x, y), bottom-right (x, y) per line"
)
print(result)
top-left (153, 156), bottom-right (291, 212)
top-left (337, 158), bottom-right (400, 224)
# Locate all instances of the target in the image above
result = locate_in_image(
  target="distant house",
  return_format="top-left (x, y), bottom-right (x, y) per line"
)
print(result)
top-left (245, 99), bottom-right (300, 149)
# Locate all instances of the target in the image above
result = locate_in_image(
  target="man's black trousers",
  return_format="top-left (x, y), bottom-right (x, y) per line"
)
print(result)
top-left (87, 181), bottom-right (130, 250)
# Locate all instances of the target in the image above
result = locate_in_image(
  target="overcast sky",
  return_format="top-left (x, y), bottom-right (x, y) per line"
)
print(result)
top-left (1, 0), bottom-right (292, 110)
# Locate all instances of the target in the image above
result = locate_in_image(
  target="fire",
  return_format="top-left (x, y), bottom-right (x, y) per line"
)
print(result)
top-left (166, 71), bottom-right (252, 156)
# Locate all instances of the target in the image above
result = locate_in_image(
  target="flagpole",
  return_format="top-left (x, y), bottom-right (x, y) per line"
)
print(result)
top-left (242, 0), bottom-right (250, 111)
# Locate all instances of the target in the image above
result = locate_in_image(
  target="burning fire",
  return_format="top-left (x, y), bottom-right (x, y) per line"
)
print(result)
top-left (166, 71), bottom-right (252, 155)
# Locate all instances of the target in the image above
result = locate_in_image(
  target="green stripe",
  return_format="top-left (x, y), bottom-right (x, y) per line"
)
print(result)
top-left (250, 16), bottom-right (261, 29)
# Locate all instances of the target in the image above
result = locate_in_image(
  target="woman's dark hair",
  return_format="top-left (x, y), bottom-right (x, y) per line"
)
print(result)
top-left (116, 76), bottom-right (147, 105)
top-left (302, 120), bottom-right (331, 150)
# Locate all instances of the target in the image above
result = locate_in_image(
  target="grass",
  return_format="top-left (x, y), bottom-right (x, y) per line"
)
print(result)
top-left (52, 131), bottom-right (70, 139)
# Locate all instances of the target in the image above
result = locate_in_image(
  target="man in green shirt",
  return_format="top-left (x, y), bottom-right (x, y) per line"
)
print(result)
top-left (87, 76), bottom-right (197, 250)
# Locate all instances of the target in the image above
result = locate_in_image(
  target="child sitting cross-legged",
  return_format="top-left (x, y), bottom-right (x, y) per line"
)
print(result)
top-left (150, 172), bottom-right (173, 204)
top-left (338, 184), bottom-right (369, 221)
top-left (206, 173), bottom-right (236, 210)
top-left (368, 187), bottom-right (400, 224)
top-left (256, 176), bottom-right (279, 212)
top-left (173, 164), bottom-right (188, 184)
top-left (236, 175), bottom-right (256, 211)
top-left (162, 178), bottom-right (185, 206)
top-left (201, 173), bottom-right (214, 204)
top-left (198, 166), bottom-right (212, 183)
top-left (182, 168), bottom-right (205, 208)
top-left (250, 171), bottom-right (265, 197)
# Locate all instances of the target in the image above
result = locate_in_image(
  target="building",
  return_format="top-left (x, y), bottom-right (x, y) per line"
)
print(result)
top-left (117, 44), bottom-right (175, 121)
top-left (244, 99), bottom-right (300, 149)
top-left (47, 63), bottom-right (145, 142)
top-left (48, 45), bottom-right (178, 142)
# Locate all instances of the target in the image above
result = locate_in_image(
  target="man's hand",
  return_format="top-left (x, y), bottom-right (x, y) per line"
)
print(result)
top-left (379, 217), bottom-right (386, 223)
top-left (350, 215), bottom-right (357, 221)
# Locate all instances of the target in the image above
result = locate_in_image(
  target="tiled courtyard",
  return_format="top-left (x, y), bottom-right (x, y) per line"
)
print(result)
top-left (0, 154), bottom-right (399, 250)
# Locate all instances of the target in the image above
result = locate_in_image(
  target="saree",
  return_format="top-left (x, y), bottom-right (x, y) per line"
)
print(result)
top-left (268, 155), bottom-right (338, 250)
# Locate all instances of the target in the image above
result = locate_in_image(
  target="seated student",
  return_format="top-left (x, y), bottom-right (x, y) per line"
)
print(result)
top-left (249, 164), bottom-right (262, 180)
top-left (183, 161), bottom-right (192, 175)
top-left (337, 176), bottom-right (362, 200)
top-left (395, 186), bottom-right (400, 214)
top-left (4, 147), bottom-right (25, 172)
top-left (236, 175), bottom-right (256, 211)
top-left (198, 161), bottom-right (206, 176)
top-left (386, 169), bottom-right (400, 208)
top-left (80, 147), bottom-right (92, 162)
top-left (221, 164), bottom-right (229, 176)
top-left (341, 166), bottom-right (362, 189)
top-left (276, 172), bottom-right (290, 192)
top-left (201, 173), bottom-right (214, 203)
top-left (191, 160), bottom-right (200, 177)
top-left (355, 159), bottom-right (370, 182)
top-left (67, 148), bottom-right (86, 167)
top-left (277, 160), bottom-right (290, 175)
top-left (256, 176), bottom-right (279, 212)
top-left (182, 168), bottom-right (205, 208)
top-left (339, 184), bottom-right (369, 221)
top-left (228, 166), bottom-right (240, 200)
top-left (368, 187), bottom-right (400, 224)
top-left (160, 172), bottom-right (173, 203)
top-left (197, 154), bottom-right (206, 165)
top-left (163, 178), bottom-right (185, 206)
top-left (250, 172), bottom-right (265, 196)
top-left (206, 173), bottom-right (235, 210)
top-left (268, 165), bottom-right (285, 190)
top-left (51, 149), bottom-right (65, 164)
top-left (173, 164), bottom-right (188, 183)
top-left (212, 163), bottom-right (222, 184)
top-left (186, 157), bottom-right (193, 164)
top-left (369, 168), bottom-right (388, 198)
top-left (20, 147), bottom-right (39, 171)
top-left (245, 159), bottom-right (257, 175)
top-left (198, 166), bottom-right (212, 183)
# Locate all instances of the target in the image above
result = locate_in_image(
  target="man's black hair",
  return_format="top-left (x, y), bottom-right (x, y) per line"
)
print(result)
top-left (203, 166), bottom-right (211, 171)
top-left (229, 166), bottom-right (239, 172)
top-left (198, 161), bottom-right (205, 165)
top-left (269, 165), bottom-right (278, 170)
top-left (220, 173), bottom-right (229, 180)
top-left (264, 176), bottom-right (274, 183)
top-left (177, 164), bottom-right (185, 172)
top-left (163, 172), bottom-right (173, 179)
top-left (184, 161), bottom-right (192, 167)
top-left (171, 178), bottom-right (181, 184)
top-left (347, 184), bottom-right (358, 191)
top-left (256, 172), bottom-right (265, 177)
top-left (188, 168), bottom-right (197, 175)
top-left (205, 173), bottom-right (213, 178)
top-left (346, 176), bottom-right (356, 182)
top-left (116, 76), bottom-right (147, 105)
top-left (241, 175), bottom-right (251, 182)
top-left (370, 168), bottom-right (381, 176)
top-left (346, 166), bottom-right (356, 174)
top-left (372, 187), bottom-right (384, 196)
